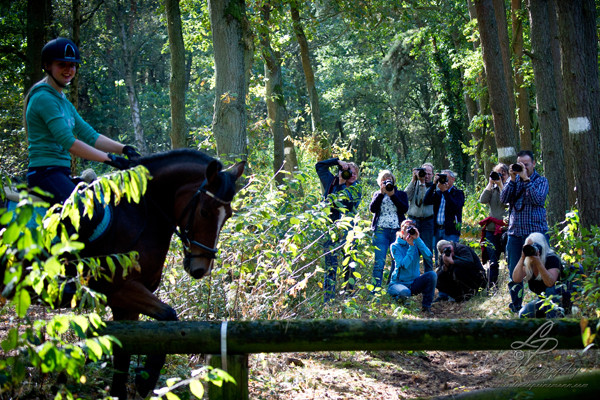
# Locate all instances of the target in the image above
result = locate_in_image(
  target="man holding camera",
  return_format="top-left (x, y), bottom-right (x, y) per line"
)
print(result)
top-left (405, 163), bottom-right (435, 272)
top-left (435, 240), bottom-right (487, 302)
top-left (388, 220), bottom-right (437, 314)
top-left (512, 232), bottom-right (563, 318)
top-left (316, 158), bottom-right (362, 303)
top-left (424, 169), bottom-right (465, 264)
top-left (500, 150), bottom-right (549, 313)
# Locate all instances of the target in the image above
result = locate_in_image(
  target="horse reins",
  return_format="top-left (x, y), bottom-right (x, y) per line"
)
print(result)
top-left (173, 179), bottom-right (230, 260)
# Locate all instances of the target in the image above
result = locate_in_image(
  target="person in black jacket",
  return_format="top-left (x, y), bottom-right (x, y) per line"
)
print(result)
top-left (434, 240), bottom-right (487, 302)
top-left (315, 158), bottom-right (362, 303)
top-left (424, 169), bottom-right (465, 264)
top-left (369, 170), bottom-right (409, 291)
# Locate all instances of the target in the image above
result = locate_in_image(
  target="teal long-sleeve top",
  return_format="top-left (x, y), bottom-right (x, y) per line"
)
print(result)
top-left (26, 82), bottom-right (99, 168)
top-left (389, 236), bottom-right (432, 286)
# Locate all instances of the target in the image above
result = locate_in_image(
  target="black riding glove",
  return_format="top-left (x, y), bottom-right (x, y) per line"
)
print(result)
top-left (104, 153), bottom-right (131, 170)
top-left (122, 145), bottom-right (142, 160)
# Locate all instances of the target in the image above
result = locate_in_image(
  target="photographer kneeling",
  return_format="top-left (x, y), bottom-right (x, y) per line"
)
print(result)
top-left (388, 220), bottom-right (437, 314)
top-left (512, 232), bottom-right (564, 318)
top-left (435, 240), bottom-right (487, 302)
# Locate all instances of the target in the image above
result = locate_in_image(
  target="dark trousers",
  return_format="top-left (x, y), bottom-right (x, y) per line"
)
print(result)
top-left (27, 166), bottom-right (75, 204)
top-left (436, 266), bottom-right (486, 302)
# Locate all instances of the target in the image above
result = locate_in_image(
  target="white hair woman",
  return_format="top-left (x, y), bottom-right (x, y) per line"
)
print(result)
top-left (511, 232), bottom-right (564, 318)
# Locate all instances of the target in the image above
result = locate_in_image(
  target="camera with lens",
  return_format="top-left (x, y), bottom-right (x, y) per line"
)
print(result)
top-left (415, 168), bottom-right (426, 178)
top-left (340, 168), bottom-right (352, 180)
top-left (438, 173), bottom-right (448, 184)
top-left (383, 179), bottom-right (394, 191)
top-left (407, 226), bottom-right (417, 236)
top-left (489, 171), bottom-right (500, 181)
top-left (522, 243), bottom-right (543, 257)
top-left (511, 163), bottom-right (523, 173)
top-left (443, 246), bottom-right (452, 257)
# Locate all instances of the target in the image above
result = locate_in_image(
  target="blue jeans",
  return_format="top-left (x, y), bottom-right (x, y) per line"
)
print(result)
top-left (388, 271), bottom-right (437, 308)
top-left (323, 235), bottom-right (355, 303)
top-left (410, 217), bottom-right (434, 272)
top-left (519, 286), bottom-right (565, 318)
top-left (434, 228), bottom-right (460, 265)
top-left (27, 166), bottom-right (75, 204)
top-left (372, 227), bottom-right (399, 289)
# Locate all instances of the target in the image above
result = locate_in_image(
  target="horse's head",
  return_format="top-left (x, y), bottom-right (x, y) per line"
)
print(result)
top-left (174, 159), bottom-right (245, 279)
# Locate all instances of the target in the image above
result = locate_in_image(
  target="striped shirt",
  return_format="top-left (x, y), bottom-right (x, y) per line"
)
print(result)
top-left (500, 171), bottom-right (548, 237)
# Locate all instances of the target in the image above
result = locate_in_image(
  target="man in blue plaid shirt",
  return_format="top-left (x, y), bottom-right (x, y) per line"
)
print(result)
top-left (500, 150), bottom-right (549, 313)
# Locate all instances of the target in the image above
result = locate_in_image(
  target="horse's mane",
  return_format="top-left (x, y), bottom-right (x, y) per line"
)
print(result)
top-left (140, 149), bottom-right (219, 169)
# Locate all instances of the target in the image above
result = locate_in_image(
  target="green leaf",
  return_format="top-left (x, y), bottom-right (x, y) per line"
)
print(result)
top-left (165, 392), bottom-right (181, 400)
top-left (190, 379), bottom-right (205, 399)
top-left (1, 328), bottom-right (19, 352)
top-left (15, 288), bottom-right (30, 318)
top-left (85, 339), bottom-right (104, 361)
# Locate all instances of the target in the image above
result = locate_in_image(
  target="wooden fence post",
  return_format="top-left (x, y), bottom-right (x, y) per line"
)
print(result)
top-left (207, 354), bottom-right (249, 400)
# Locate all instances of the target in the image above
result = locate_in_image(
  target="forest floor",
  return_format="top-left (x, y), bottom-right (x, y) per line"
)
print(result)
top-left (1, 268), bottom-right (599, 399)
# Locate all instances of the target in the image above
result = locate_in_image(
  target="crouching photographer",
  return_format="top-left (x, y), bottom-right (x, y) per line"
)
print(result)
top-left (434, 240), bottom-right (487, 302)
top-left (511, 232), bottom-right (565, 318)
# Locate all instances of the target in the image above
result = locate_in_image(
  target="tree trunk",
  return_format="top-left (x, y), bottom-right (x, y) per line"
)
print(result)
top-left (557, 0), bottom-right (600, 229)
top-left (70, 0), bottom-right (81, 109)
top-left (165, 0), bottom-right (188, 149)
top-left (474, 0), bottom-right (518, 165)
top-left (208, 0), bottom-right (248, 161)
top-left (290, 2), bottom-right (321, 133)
top-left (548, 0), bottom-right (576, 208)
top-left (25, 0), bottom-right (51, 93)
top-left (259, 5), bottom-right (300, 184)
top-left (511, 0), bottom-right (532, 150)
top-left (527, 0), bottom-right (568, 226)
top-left (493, 0), bottom-right (517, 143)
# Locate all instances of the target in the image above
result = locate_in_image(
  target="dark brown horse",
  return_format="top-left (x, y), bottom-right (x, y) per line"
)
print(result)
top-left (3, 149), bottom-right (245, 398)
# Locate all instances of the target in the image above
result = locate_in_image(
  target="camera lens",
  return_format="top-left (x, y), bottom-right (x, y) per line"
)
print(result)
top-left (511, 163), bottom-right (523, 172)
top-left (523, 243), bottom-right (541, 257)
top-left (490, 171), bottom-right (500, 181)
top-left (438, 173), bottom-right (447, 184)
top-left (443, 247), bottom-right (452, 256)
top-left (384, 179), bottom-right (394, 191)
top-left (417, 168), bottom-right (426, 178)
top-left (407, 226), bottom-right (416, 236)
top-left (341, 169), bottom-right (352, 180)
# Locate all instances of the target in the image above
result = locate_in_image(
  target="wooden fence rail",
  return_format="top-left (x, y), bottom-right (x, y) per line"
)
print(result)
top-left (99, 319), bottom-right (598, 399)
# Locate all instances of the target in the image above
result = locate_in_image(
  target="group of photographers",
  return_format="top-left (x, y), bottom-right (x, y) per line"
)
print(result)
top-left (317, 150), bottom-right (565, 319)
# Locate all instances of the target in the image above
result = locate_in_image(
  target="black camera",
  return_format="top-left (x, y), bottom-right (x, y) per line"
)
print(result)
top-left (443, 246), bottom-right (452, 257)
top-left (511, 163), bottom-right (523, 172)
top-left (407, 226), bottom-right (417, 236)
top-left (340, 168), bottom-right (352, 180)
top-left (523, 243), bottom-right (542, 257)
top-left (438, 173), bottom-right (448, 184)
top-left (383, 179), bottom-right (394, 191)
top-left (490, 171), bottom-right (500, 181)
top-left (415, 168), bottom-right (426, 178)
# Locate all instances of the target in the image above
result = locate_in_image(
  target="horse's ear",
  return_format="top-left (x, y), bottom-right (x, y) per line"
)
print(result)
top-left (206, 160), bottom-right (223, 183)
top-left (229, 161), bottom-right (246, 180)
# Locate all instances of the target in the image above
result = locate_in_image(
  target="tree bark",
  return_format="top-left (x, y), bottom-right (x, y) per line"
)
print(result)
top-left (511, 0), bottom-right (532, 150)
top-left (259, 5), bottom-right (300, 184)
top-left (474, 0), bottom-right (518, 165)
top-left (165, 0), bottom-right (188, 149)
top-left (25, 0), bottom-right (51, 93)
top-left (208, 0), bottom-right (249, 161)
top-left (527, 0), bottom-right (568, 226)
top-left (557, 0), bottom-right (600, 229)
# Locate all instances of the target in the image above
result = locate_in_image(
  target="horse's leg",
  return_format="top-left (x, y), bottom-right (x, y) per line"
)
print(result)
top-left (110, 308), bottom-right (140, 399)
top-left (108, 280), bottom-right (178, 398)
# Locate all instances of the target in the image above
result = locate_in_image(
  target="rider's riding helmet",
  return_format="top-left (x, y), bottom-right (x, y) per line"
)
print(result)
top-left (41, 38), bottom-right (81, 68)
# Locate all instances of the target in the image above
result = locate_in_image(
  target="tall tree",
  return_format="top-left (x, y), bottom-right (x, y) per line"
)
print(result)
top-left (165, 0), bottom-right (188, 149)
top-left (527, 0), bottom-right (568, 226)
top-left (557, 0), bottom-right (600, 229)
top-left (208, 0), bottom-right (249, 160)
top-left (25, 0), bottom-right (51, 93)
top-left (474, 0), bottom-right (518, 165)
top-left (511, 0), bottom-right (532, 150)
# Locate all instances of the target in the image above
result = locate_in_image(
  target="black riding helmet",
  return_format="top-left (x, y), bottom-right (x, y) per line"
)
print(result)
top-left (41, 37), bottom-right (81, 68)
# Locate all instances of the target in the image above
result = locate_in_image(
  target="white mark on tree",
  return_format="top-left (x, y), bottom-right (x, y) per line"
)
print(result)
top-left (568, 117), bottom-right (591, 134)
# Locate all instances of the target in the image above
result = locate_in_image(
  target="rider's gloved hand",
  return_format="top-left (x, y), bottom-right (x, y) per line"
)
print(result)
top-left (104, 153), bottom-right (131, 170)
top-left (122, 145), bottom-right (142, 160)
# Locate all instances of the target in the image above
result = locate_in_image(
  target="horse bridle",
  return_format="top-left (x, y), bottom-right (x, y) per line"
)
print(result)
top-left (173, 179), bottom-right (230, 260)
